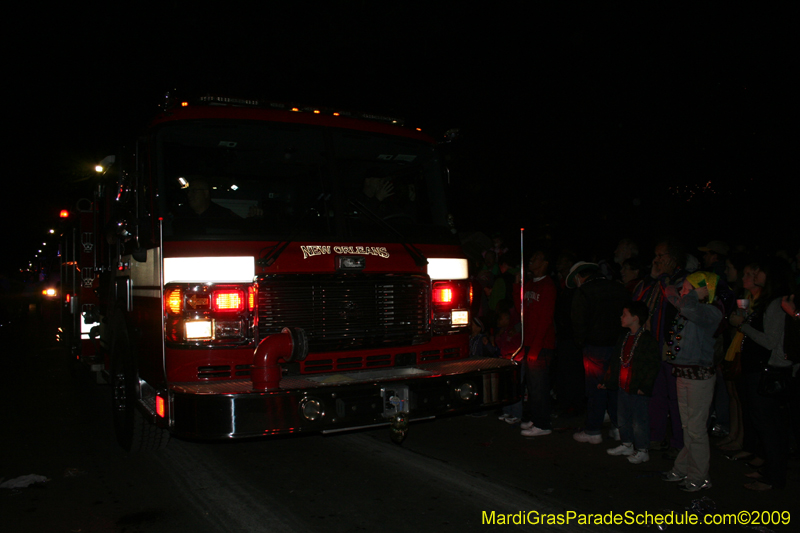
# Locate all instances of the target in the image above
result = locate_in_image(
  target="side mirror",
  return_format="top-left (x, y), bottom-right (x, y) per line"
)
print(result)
top-left (132, 247), bottom-right (147, 263)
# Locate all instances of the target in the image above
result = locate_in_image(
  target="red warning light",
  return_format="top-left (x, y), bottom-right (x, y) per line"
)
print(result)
top-left (59, 210), bottom-right (69, 218)
top-left (433, 287), bottom-right (453, 304)
top-left (212, 290), bottom-right (245, 312)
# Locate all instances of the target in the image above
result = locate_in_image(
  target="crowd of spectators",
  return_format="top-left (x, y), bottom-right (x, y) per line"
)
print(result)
top-left (465, 232), bottom-right (800, 493)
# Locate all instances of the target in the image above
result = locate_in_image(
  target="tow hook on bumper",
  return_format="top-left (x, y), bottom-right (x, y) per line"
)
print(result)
top-left (382, 385), bottom-right (410, 444)
top-left (390, 413), bottom-right (409, 444)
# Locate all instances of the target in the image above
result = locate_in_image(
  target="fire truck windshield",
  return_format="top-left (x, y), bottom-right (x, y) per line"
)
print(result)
top-left (157, 121), bottom-right (454, 244)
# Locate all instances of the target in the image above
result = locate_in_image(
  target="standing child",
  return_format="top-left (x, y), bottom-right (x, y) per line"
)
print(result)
top-left (469, 317), bottom-right (498, 359)
top-left (602, 301), bottom-right (660, 463)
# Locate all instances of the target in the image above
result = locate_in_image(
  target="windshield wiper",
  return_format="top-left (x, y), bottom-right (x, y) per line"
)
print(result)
top-left (348, 199), bottom-right (428, 268)
top-left (257, 193), bottom-right (331, 267)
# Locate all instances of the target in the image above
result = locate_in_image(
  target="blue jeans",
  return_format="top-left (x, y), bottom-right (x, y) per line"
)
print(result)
top-left (617, 390), bottom-right (651, 450)
top-left (503, 359), bottom-right (526, 420)
top-left (525, 349), bottom-right (554, 430)
top-left (583, 345), bottom-right (616, 434)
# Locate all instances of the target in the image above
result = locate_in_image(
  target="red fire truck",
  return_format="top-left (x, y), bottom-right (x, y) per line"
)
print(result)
top-left (59, 95), bottom-right (519, 452)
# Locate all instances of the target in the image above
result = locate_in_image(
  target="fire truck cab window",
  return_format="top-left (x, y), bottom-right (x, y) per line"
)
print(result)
top-left (157, 121), bottom-right (452, 243)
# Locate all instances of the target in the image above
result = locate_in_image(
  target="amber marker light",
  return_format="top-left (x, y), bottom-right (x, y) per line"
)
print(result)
top-left (248, 286), bottom-right (256, 310)
top-left (165, 287), bottom-right (183, 314)
top-left (156, 395), bottom-right (166, 418)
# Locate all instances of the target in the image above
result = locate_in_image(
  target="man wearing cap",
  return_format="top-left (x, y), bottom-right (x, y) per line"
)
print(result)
top-left (568, 262), bottom-right (631, 444)
top-left (698, 240), bottom-right (729, 279)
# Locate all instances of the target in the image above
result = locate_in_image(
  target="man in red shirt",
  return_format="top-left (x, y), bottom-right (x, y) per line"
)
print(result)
top-left (516, 249), bottom-right (557, 437)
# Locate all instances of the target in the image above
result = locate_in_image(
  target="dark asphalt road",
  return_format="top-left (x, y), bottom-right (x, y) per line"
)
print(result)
top-left (1, 314), bottom-right (797, 532)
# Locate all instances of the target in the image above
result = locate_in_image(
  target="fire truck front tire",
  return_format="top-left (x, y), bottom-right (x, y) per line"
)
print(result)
top-left (110, 316), bottom-right (169, 453)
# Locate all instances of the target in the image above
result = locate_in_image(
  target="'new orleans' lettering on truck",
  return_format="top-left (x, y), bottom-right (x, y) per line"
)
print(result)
top-left (300, 245), bottom-right (390, 259)
top-left (58, 94), bottom-right (520, 452)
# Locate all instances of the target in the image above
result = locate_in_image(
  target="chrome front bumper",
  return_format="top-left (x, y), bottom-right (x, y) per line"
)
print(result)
top-left (168, 358), bottom-right (519, 439)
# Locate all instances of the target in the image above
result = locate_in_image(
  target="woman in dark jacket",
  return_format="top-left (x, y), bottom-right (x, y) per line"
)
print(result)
top-left (728, 257), bottom-right (791, 491)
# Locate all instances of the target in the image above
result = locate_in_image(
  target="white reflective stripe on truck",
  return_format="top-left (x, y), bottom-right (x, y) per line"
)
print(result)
top-left (163, 256), bottom-right (255, 284)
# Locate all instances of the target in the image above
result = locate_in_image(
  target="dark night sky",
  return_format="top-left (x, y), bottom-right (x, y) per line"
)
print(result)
top-left (5, 2), bottom-right (796, 274)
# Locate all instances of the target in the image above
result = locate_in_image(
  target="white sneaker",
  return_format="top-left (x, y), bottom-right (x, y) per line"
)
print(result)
top-left (607, 443), bottom-right (634, 456)
top-left (662, 470), bottom-right (687, 482)
top-left (680, 479), bottom-right (711, 492)
top-left (520, 421), bottom-right (534, 430)
top-left (573, 431), bottom-right (602, 444)
top-left (504, 417), bottom-right (521, 424)
top-left (627, 450), bottom-right (650, 464)
top-left (498, 413), bottom-right (510, 420)
top-left (521, 426), bottom-right (552, 437)
top-left (608, 427), bottom-right (620, 441)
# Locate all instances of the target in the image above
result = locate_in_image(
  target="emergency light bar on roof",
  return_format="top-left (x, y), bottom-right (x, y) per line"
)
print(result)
top-left (199, 95), bottom-right (261, 106)
top-left (170, 94), bottom-right (405, 126)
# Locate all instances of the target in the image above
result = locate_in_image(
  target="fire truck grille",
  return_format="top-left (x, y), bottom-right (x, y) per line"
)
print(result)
top-left (257, 274), bottom-right (431, 353)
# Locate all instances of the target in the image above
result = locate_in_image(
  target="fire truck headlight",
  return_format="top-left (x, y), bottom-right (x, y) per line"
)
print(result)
top-left (215, 320), bottom-right (244, 339)
top-left (300, 398), bottom-right (324, 421)
top-left (451, 310), bottom-right (469, 326)
top-left (185, 320), bottom-right (213, 340)
top-left (456, 381), bottom-right (477, 402)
